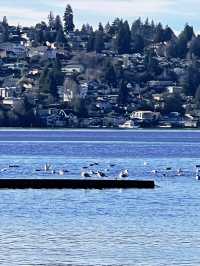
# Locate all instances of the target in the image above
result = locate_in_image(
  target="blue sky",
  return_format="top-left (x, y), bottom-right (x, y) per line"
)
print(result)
top-left (0, 0), bottom-right (200, 33)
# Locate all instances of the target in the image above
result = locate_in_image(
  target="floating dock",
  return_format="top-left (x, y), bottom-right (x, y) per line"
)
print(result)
top-left (0, 179), bottom-right (155, 189)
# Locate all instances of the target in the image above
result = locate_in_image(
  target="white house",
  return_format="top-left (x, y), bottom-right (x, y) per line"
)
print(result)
top-left (131, 111), bottom-right (160, 121)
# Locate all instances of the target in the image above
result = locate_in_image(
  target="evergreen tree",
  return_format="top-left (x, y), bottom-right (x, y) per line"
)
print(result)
top-left (165, 40), bottom-right (178, 58)
top-left (48, 11), bottom-right (55, 30)
top-left (56, 28), bottom-right (66, 45)
top-left (85, 24), bottom-right (93, 34)
top-left (55, 15), bottom-right (63, 31)
top-left (98, 23), bottom-right (104, 32)
top-left (179, 24), bottom-right (194, 43)
top-left (94, 31), bottom-right (105, 53)
top-left (105, 22), bottom-right (111, 34)
top-left (132, 34), bottom-right (144, 53)
top-left (181, 64), bottom-right (200, 96)
top-left (81, 24), bottom-right (87, 33)
top-left (104, 63), bottom-right (117, 87)
top-left (39, 60), bottom-right (64, 98)
top-left (63, 4), bottom-right (75, 33)
top-left (87, 32), bottom-right (95, 52)
top-left (115, 21), bottom-right (131, 54)
top-left (163, 26), bottom-right (174, 42)
top-left (195, 84), bottom-right (200, 107)
top-left (2, 25), bottom-right (9, 42)
top-left (118, 80), bottom-right (129, 105)
top-left (110, 18), bottom-right (121, 35)
top-left (163, 94), bottom-right (184, 115)
top-left (144, 51), bottom-right (161, 75)
top-left (35, 21), bottom-right (47, 31)
top-left (1, 16), bottom-right (9, 42)
top-left (176, 37), bottom-right (188, 58)
top-left (154, 27), bottom-right (164, 43)
top-left (2, 16), bottom-right (8, 27)
top-left (189, 36), bottom-right (200, 57)
top-left (34, 29), bottom-right (44, 44)
top-left (131, 18), bottom-right (142, 38)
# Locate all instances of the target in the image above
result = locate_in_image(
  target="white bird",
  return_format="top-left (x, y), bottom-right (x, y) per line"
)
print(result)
top-left (119, 170), bottom-right (129, 178)
top-left (176, 168), bottom-right (184, 176)
top-left (59, 170), bottom-right (64, 176)
top-left (0, 168), bottom-right (7, 172)
top-left (97, 171), bottom-right (106, 178)
top-left (151, 170), bottom-right (158, 174)
top-left (44, 163), bottom-right (51, 172)
top-left (144, 161), bottom-right (148, 166)
top-left (196, 168), bottom-right (200, 180)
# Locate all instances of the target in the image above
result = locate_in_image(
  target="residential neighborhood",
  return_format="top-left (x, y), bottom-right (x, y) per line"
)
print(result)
top-left (1, 6), bottom-right (200, 128)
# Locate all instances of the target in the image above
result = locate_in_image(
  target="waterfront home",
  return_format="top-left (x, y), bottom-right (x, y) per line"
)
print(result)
top-left (167, 86), bottom-right (183, 94)
top-left (61, 64), bottom-right (84, 75)
top-left (131, 111), bottom-right (160, 121)
top-left (0, 86), bottom-right (21, 98)
top-left (0, 42), bottom-right (27, 58)
top-left (183, 114), bottom-right (198, 128)
top-left (2, 97), bottom-right (22, 106)
top-left (148, 80), bottom-right (175, 92)
top-left (160, 112), bottom-right (184, 128)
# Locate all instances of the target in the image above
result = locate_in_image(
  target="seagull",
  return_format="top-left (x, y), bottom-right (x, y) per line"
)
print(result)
top-left (81, 171), bottom-right (91, 178)
top-left (119, 170), bottom-right (129, 178)
top-left (59, 170), bottom-right (65, 176)
top-left (97, 171), bottom-right (106, 178)
top-left (44, 163), bottom-right (51, 172)
top-left (144, 161), bottom-right (148, 166)
top-left (176, 168), bottom-right (184, 176)
top-left (0, 168), bottom-right (8, 172)
top-left (151, 170), bottom-right (158, 174)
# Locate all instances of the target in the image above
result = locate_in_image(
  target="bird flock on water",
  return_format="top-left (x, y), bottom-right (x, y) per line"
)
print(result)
top-left (0, 161), bottom-right (200, 180)
top-left (0, 162), bottom-right (129, 179)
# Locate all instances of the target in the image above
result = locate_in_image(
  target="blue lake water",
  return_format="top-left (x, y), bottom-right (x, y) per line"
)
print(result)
top-left (0, 129), bottom-right (200, 265)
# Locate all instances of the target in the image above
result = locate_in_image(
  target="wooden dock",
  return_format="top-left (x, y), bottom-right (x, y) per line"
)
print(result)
top-left (0, 179), bottom-right (155, 189)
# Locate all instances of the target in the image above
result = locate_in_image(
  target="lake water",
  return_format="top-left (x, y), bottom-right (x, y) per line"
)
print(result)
top-left (0, 129), bottom-right (200, 265)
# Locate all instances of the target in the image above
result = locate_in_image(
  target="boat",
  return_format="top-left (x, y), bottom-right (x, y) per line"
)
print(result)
top-left (159, 123), bottom-right (172, 128)
top-left (119, 120), bottom-right (139, 129)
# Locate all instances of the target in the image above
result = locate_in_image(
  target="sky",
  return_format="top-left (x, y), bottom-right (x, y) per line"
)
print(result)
top-left (0, 0), bottom-right (200, 33)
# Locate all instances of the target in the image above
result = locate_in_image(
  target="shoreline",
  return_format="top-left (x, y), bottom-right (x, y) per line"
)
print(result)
top-left (0, 127), bottom-right (200, 132)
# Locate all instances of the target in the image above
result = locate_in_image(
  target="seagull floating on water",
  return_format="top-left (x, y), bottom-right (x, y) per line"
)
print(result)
top-left (97, 171), bottom-right (106, 178)
top-left (44, 163), bottom-right (51, 172)
top-left (119, 169), bottom-right (129, 178)
top-left (81, 171), bottom-right (91, 178)
top-left (59, 170), bottom-right (65, 176)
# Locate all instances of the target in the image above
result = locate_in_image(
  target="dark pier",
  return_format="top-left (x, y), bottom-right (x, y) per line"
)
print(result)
top-left (0, 179), bottom-right (155, 189)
